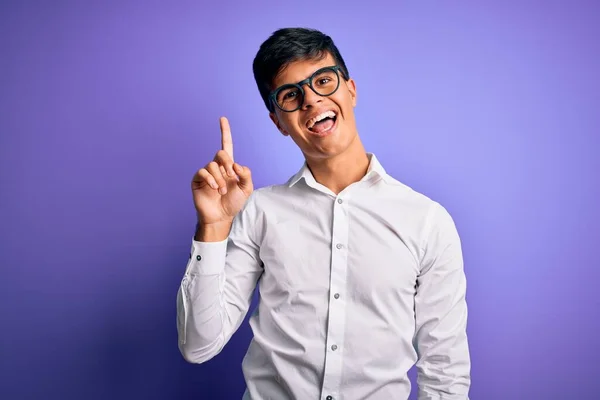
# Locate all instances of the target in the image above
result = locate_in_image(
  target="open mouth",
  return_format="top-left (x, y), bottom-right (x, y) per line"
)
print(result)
top-left (307, 110), bottom-right (337, 135)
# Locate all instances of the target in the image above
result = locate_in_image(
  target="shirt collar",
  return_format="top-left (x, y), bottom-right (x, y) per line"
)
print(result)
top-left (287, 152), bottom-right (390, 188)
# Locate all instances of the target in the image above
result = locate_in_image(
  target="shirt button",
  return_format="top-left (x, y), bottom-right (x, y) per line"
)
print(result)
top-left (326, 396), bottom-right (333, 400)
top-left (336, 243), bottom-right (343, 249)
top-left (331, 344), bottom-right (338, 351)
top-left (337, 198), bottom-right (343, 204)
top-left (196, 255), bottom-right (202, 261)
top-left (334, 293), bottom-right (340, 299)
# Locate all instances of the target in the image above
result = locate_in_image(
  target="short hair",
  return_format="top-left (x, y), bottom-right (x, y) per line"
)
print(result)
top-left (252, 27), bottom-right (350, 112)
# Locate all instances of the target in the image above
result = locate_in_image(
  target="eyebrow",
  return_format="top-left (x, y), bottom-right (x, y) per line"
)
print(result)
top-left (277, 65), bottom-right (328, 87)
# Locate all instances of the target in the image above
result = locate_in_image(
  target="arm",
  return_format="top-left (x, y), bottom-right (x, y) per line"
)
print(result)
top-left (414, 202), bottom-right (471, 399)
top-left (176, 193), bottom-right (263, 364)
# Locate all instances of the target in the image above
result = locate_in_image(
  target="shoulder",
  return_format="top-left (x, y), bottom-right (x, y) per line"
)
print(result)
top-left (238, 183), bottom-right (297, 223)
top-left (246, 182), bottom-right (293, 206)
top-left (382, 173), bottom-right (446, 219)
top-left (381, 173), bottom-right (458, 242)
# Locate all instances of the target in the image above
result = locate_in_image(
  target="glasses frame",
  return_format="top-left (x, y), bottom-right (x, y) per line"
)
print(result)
top-left (268, 65), bottom-right (347, 113)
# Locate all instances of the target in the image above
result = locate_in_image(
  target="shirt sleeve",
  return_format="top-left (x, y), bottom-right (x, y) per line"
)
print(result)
top-left (414, 202), bottom-right (471, 399)
top-left (176, 192), bottom-right (264, 364)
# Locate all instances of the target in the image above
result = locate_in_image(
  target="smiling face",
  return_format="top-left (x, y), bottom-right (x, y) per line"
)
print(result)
top-left (269, 52), bottom-right (359, 161)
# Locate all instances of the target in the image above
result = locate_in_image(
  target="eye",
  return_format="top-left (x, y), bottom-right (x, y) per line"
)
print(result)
top-left (276, 86), bottom-right (301, 105)
top-left (283, 90), bottom-right (299, 100)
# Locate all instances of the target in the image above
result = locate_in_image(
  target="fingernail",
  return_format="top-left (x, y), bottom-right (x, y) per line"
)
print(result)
top-left (219, 187), bottom-right (227, 195)
top-left (210, 182), bottom-right (218, 189)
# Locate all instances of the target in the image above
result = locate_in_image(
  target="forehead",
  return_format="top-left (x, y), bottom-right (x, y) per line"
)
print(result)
top-left (273, 52), bottom-right (336, 87)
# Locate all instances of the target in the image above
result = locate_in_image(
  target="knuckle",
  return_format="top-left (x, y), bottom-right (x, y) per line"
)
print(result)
top-left (213, 172), bottom-right (225, 181)
top-left (216, 150), bottom-right (227, 159)
top-left (194, 168), bottom-right (207, 180)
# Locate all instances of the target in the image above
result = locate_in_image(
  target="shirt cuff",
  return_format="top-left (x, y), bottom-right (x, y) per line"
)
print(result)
top-left (185, 237), bottom-right (228, 275)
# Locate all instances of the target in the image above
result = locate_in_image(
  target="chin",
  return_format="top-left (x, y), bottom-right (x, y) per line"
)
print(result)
top-left (310, 132), bottom-right (356, 159)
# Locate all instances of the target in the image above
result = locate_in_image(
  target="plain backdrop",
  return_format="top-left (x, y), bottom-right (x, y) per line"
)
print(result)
top-left (1, 1), bottom-right (598, 399)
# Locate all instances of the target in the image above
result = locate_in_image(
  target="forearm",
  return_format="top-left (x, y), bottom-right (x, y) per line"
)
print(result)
top-left (177, 239), bottom-right (231, 363)
top-left (178, 218), bottom-right (263, 363)
top-left (415, 296), bottom-right (471, 399)
top-left (180, 219), bottom-right (235, 360)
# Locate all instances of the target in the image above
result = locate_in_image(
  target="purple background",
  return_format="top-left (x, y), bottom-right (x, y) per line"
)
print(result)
top-left (1, 1), bottom-right (598, 399)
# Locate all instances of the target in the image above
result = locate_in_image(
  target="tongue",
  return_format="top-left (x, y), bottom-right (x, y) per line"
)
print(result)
top-left (311, 118), bottom-right (334, 133)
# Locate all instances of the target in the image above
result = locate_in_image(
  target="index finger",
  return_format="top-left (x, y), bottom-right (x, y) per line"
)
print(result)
top-left (220, 116), bottom-right (234, 161)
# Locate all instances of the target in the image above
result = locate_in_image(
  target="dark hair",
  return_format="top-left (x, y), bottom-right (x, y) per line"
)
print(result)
top-left (252, 27), bottom-right (350, 112)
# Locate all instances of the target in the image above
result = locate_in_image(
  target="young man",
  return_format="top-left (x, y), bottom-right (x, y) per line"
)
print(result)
top-left (177, 28), bottom-right (471, 400)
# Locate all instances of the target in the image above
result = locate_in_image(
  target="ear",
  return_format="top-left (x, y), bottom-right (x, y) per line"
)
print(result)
top-left (269, 112), bottom-right (289, 136)
top-left (347, 78), bottom-right (357, 107)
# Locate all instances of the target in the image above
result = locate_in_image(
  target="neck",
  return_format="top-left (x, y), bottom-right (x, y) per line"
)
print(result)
top-left (305, 137), bottom-right (370, 195)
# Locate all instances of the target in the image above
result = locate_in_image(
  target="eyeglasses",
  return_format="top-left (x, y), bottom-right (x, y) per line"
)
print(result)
top-left (269, 65), bottom-right (347, 112)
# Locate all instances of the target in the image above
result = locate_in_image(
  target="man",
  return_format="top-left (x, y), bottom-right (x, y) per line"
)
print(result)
top-left (177, 27), bottom-right (471, 400)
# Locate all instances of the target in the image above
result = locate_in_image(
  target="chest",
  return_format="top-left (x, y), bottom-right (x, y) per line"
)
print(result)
top-left (257, 205), bottom-right (421, 301)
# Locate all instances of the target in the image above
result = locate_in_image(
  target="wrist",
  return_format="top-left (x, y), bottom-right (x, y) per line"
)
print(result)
top-left (195, 220), bottom-right (233, 242)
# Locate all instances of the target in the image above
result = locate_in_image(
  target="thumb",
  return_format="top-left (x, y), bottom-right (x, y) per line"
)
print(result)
top-left (233, 163), bottom-right (253, 193)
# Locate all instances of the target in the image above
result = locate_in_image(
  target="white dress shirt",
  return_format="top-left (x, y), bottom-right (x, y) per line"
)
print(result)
top-left (177, 153), bottom-right (470, 400)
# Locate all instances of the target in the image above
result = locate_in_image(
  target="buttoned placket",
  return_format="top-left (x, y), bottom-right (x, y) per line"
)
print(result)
top-left (320, 193), bottom-right (350, 400)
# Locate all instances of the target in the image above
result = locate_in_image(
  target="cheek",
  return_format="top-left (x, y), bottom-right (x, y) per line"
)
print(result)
top-left (289, 116), bottom-right (307, 132)
top-left (338, 94), bottom-right (355, 116)
top-left (279, 115), bottom-right (304, 135)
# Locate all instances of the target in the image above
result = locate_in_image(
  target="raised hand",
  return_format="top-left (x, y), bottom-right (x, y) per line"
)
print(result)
top-left (191, 117), bottom-right (253, 238)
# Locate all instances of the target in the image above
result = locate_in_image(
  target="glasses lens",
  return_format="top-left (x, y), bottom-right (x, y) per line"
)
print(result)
top-left (276, 85), bottom-right (303, 111)
top-left (273, 67), bottom-right (341, 112)
top-left (311, 68), bottom-right (339, 96)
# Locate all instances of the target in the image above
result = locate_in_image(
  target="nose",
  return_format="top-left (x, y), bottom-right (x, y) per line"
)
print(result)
top-left (301, 85), bottom-right (323, 110)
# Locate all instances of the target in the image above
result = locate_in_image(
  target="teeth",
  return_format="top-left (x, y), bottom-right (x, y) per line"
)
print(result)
top-left (307, 111), bottom-right (336, 129)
